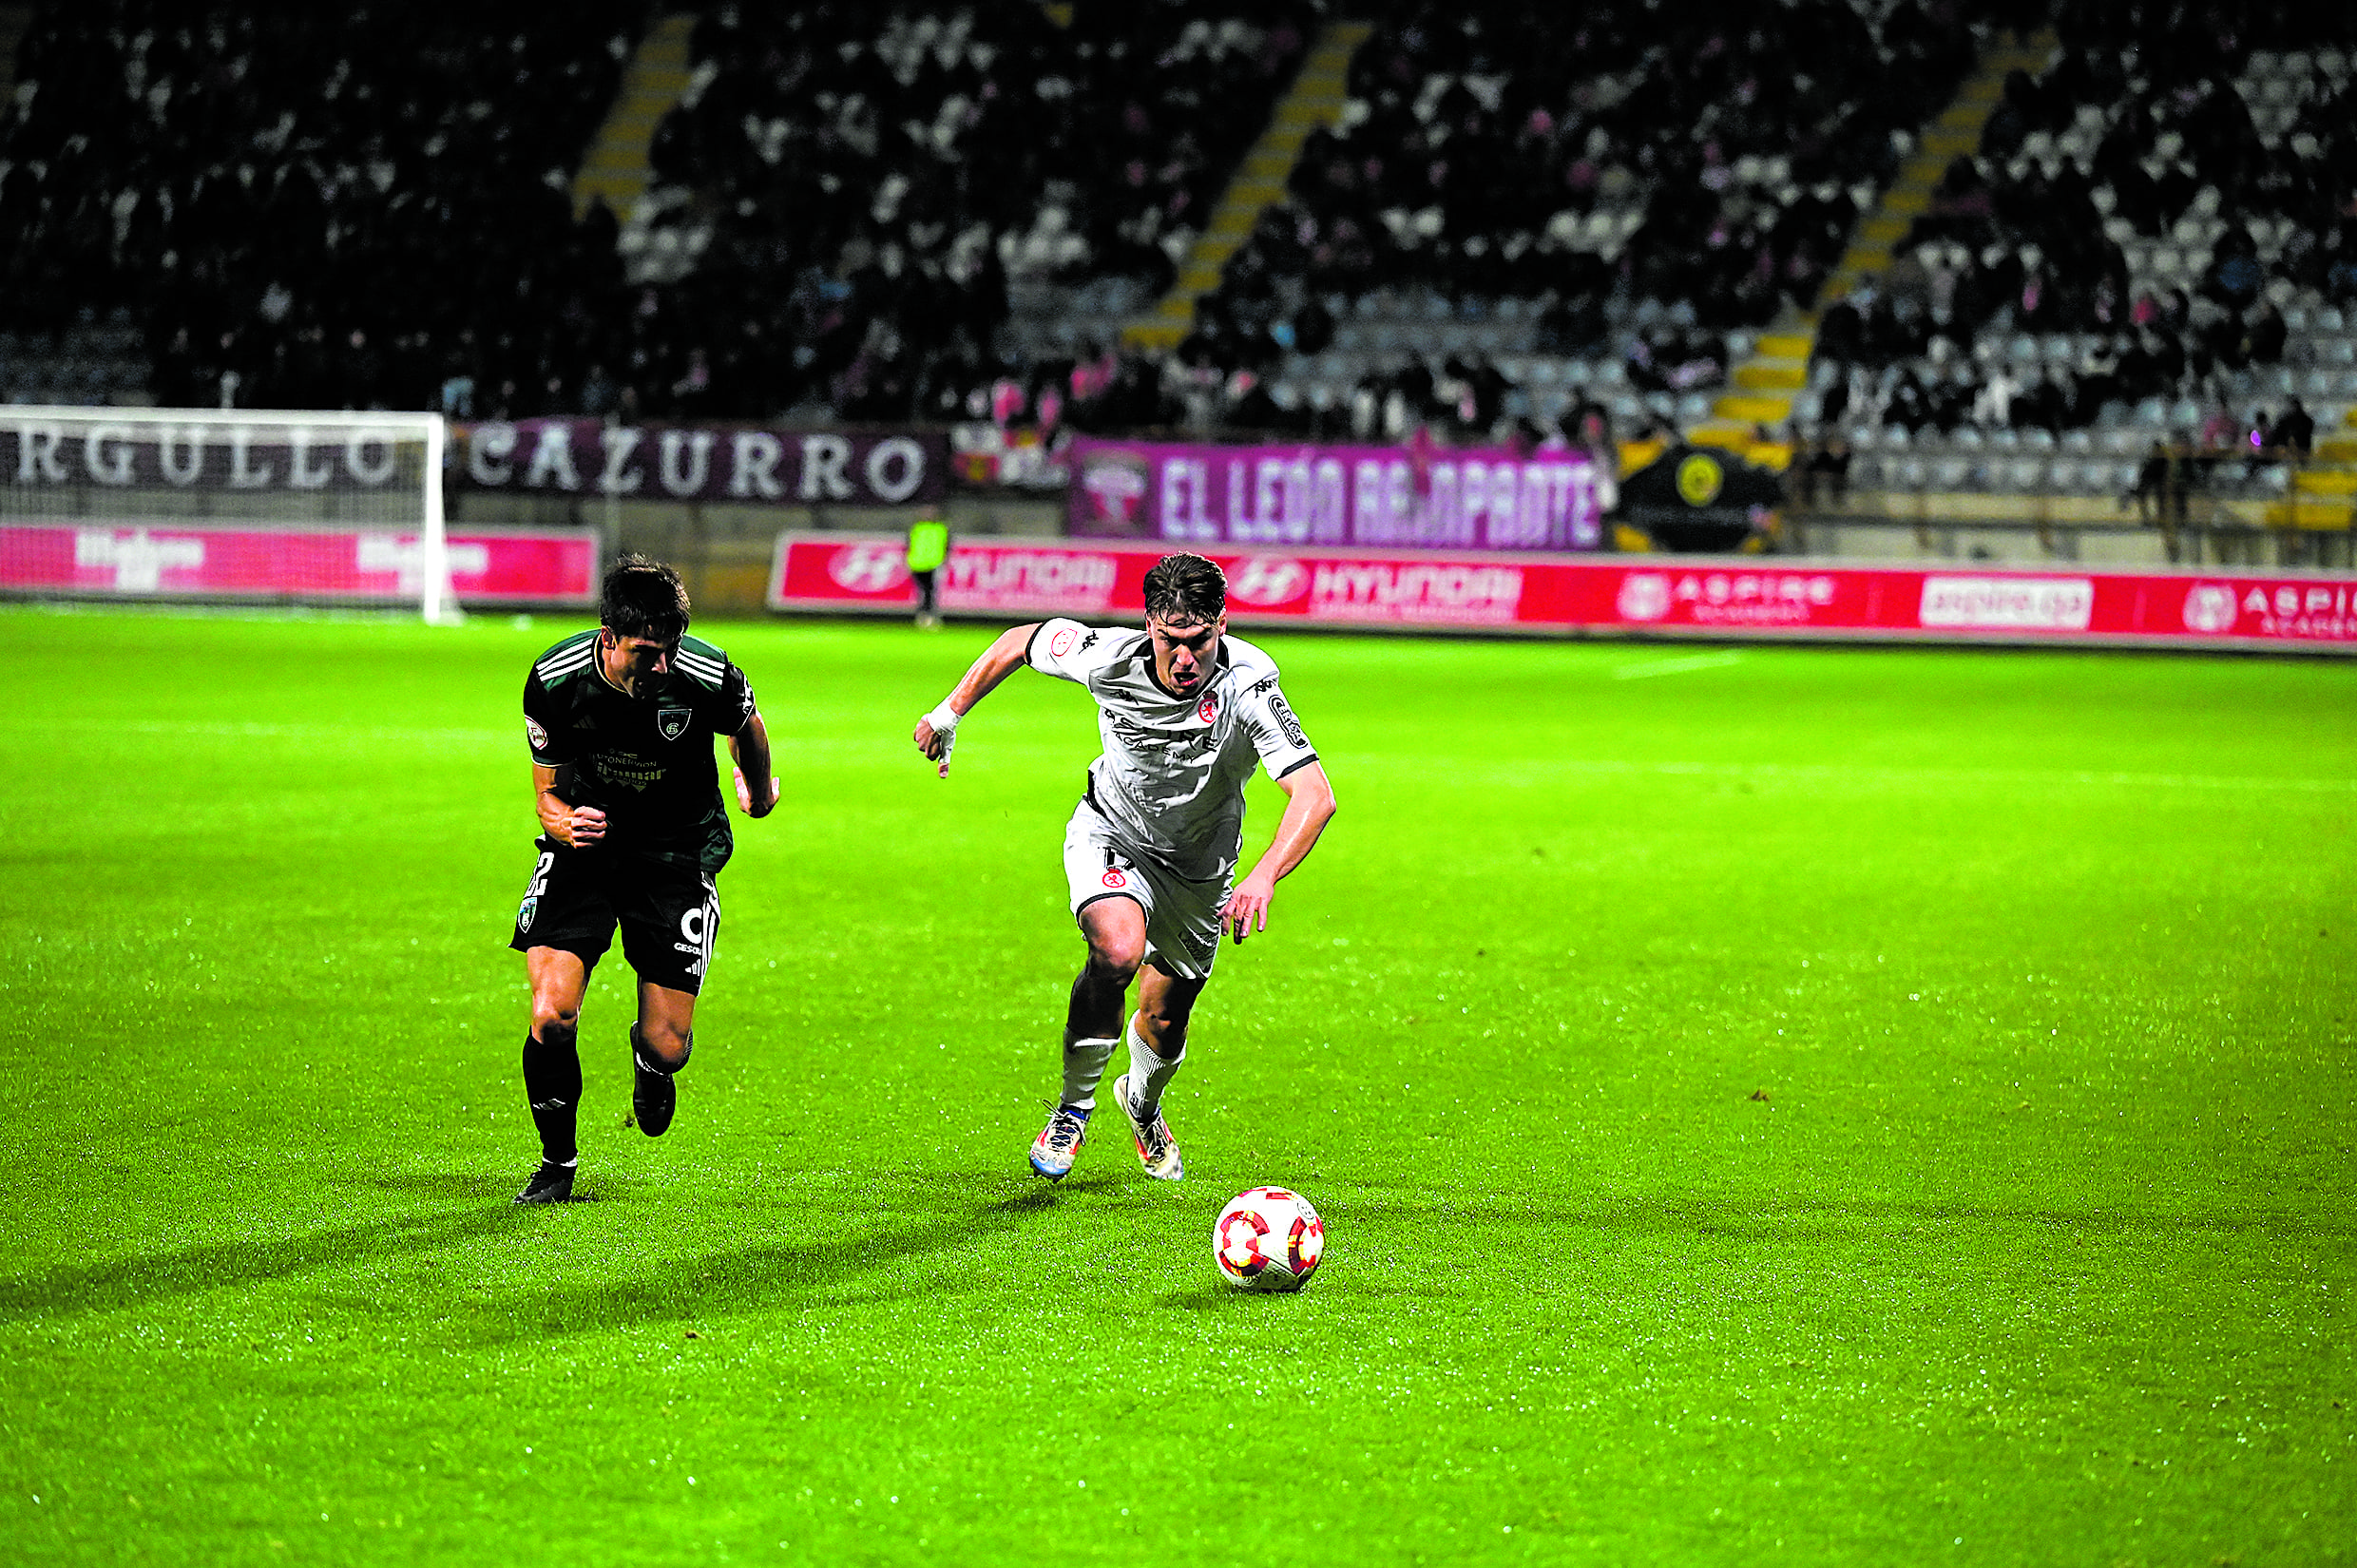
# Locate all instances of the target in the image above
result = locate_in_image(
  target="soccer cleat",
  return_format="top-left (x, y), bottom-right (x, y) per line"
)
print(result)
top-left (1112, 1073), bottom-right (1184, 1181)
top-left (513, 1159), bottom-right (577, 1205)
top-left (1028, 1105), bottom-right (1089, 1180)
top-left (632, 1050), bottom-right (677, 1138)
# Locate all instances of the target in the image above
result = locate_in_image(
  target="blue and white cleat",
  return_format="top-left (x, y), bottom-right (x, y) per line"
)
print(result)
top-left (1112, 1074), bottom-right (1183, 1181)
top-left (1028, 1105), bottom-right (1089, 1180)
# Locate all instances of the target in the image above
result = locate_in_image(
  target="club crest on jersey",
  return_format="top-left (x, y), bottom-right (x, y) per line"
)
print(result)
top-left (1102, 868), bottom-right (1128, 889)
top-left (1198, 693), bottom-right (1218, 723)
top-left (526, 717), bottom-right (550, 752)
top-left (517, 895), bottom-right (539, 932)
top-left (656, 706), bottom-right (692, 741)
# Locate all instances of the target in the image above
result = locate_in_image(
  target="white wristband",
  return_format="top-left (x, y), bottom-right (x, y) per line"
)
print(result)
top-left (925, 700), bottom-right (961, 736)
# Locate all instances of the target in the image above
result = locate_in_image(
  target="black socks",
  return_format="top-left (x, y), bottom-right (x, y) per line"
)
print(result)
top-left (521, 1026), bottom-right (583, 1165)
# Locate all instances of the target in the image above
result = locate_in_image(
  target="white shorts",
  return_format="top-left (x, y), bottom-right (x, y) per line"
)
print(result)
top-left (1063, 798), bottom-right (1230, 981)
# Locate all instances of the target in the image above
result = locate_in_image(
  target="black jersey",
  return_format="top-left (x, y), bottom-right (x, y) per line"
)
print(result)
top-left (523, 629), bottom-right (757, 873)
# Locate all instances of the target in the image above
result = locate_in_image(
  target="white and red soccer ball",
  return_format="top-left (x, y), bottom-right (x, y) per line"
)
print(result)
top-left (1214, 1187), bottom-right (1324, 1292)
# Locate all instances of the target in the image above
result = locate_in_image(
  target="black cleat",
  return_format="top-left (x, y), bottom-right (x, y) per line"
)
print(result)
top-left (514, 1159), bottom-right (577, 1205)
top-left (633, 1051), bottom-right (677, 1138)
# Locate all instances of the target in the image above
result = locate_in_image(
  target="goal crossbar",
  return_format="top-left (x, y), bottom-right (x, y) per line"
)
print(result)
top-left (1, 406), bottom-right (454, 622)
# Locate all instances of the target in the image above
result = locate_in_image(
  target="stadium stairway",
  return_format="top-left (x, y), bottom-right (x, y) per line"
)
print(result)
top-left (1125, 19), bottom-right (1373, 353)
top-left (1683, 28), bottom-right (2059, 470)
top-left (572, 13), bottom-right (693, 225)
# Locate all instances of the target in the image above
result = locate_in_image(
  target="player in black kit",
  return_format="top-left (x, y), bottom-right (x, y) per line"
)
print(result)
top-left (508, 555), bottom-right (776, 1203)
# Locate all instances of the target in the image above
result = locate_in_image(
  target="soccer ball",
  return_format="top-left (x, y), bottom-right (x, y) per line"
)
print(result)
top-left (1213, 1187), bottom-right (1324, 1292)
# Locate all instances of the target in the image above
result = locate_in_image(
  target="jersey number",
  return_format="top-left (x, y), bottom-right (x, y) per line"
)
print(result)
top-left (517, 851), bottom-right (555, 932)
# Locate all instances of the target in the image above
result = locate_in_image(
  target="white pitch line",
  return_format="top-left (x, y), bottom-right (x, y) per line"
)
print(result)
top-left (1613, 651), bottom-right (1747, 680)
top-left (1344, 755), bottom-right (2357, 794)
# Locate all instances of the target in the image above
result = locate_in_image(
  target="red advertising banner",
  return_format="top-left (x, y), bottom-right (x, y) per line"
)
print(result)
top-left (768, 531), bottom-right (2357, 651)
top-left (0, 523), bottom-right (599, 605)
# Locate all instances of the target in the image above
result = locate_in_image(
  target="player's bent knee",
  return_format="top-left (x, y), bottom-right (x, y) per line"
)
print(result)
top-left (531, 1011), bottom-right (579, 1048)
top-left (635, 1022), bottom-right (693, 1074)
top-left (1086, 937), bottom-right (1144, 983)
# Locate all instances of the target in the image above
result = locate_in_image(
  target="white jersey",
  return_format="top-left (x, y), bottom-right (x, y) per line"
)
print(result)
top-left (1026, 619), bottom-right (1319, 882)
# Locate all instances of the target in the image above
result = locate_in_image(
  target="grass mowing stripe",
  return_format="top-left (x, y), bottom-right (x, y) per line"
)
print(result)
top-left (26, 723), bottom-right (2352, 795)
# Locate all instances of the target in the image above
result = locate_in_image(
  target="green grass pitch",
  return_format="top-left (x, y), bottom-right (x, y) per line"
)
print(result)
top-left (2, 605), bottom-right (2352, 1566)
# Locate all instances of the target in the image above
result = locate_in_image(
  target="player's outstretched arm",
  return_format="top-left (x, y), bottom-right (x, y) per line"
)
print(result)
top-left (730, 709), bottom-right (778, 817)
top-left (912, 621), bottom-right (1042, 778)
top-left (1224, 761), bottom-right (1337, 943)
top-left (534, 762), bottom-right (605, 847)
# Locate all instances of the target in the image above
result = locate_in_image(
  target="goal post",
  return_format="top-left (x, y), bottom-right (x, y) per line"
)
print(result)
top-left (0, 406), bottom-right (461, 622)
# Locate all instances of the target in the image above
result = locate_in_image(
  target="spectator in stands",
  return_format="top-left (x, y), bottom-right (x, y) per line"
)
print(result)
top-left (2272, 396), bottom-right (2315, 461)
top-left (1806, 428), bottom-right (1853, 506)
top-left (2245, 301), bottom-right (2288, 364)
top-left (2241, 408), bottom-right (2289, 478)
top-left (2013, 372), bottom-right (2065, 434)
top-left (2199, 400), bottom-right (2237, 455)
top-left (2132, 439), bottom-right (2170, 523)
top-left (1969, 362), bottom-right (2014, 428)
top-left (2164, 431), bottom-right (2200, 557)
top-left (2069, 337), bottom-right (2121, 425)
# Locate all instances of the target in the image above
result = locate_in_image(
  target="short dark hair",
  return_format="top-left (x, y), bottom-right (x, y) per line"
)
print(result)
top-left (601, 554), bottom-right (690, 642)
top-left (1142, 553), bottom-right (1225, 625)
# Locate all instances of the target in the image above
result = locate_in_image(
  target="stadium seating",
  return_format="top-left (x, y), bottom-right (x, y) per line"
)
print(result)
top-left (1786, 5), bottom-right (2357, 540)
top-left (1183, 0), bottom-right (1982, 437)
top-left (0, 2), bottom-right (639, 414)
top-left (614, 0), bottom-right (1316, 423)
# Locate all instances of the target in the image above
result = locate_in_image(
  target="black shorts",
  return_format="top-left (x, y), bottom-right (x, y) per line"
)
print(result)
top-left (508, 838), bottom-right (720, 995)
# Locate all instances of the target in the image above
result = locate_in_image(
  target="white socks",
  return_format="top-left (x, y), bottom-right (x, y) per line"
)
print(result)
top-left (1125, 1019), bottom-right (1184, 1115)
top-left (1061, 1034), bottom-right (1117, 1112)
top-left (1064, 1022), bottom-right (1188, 1115)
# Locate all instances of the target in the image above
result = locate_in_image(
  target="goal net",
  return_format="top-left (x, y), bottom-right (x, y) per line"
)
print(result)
top-left (0, 407), bottom-right (456, 622)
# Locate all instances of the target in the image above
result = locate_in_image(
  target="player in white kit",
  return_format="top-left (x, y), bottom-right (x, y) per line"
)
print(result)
top-left (911, 553), bottom-right (1338, 1182)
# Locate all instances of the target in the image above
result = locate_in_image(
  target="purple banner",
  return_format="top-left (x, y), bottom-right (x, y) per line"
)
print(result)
top-left (462, 420), bottom-right (949, 506)
top-left (1069, 437), bottom-right (1602, 551)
